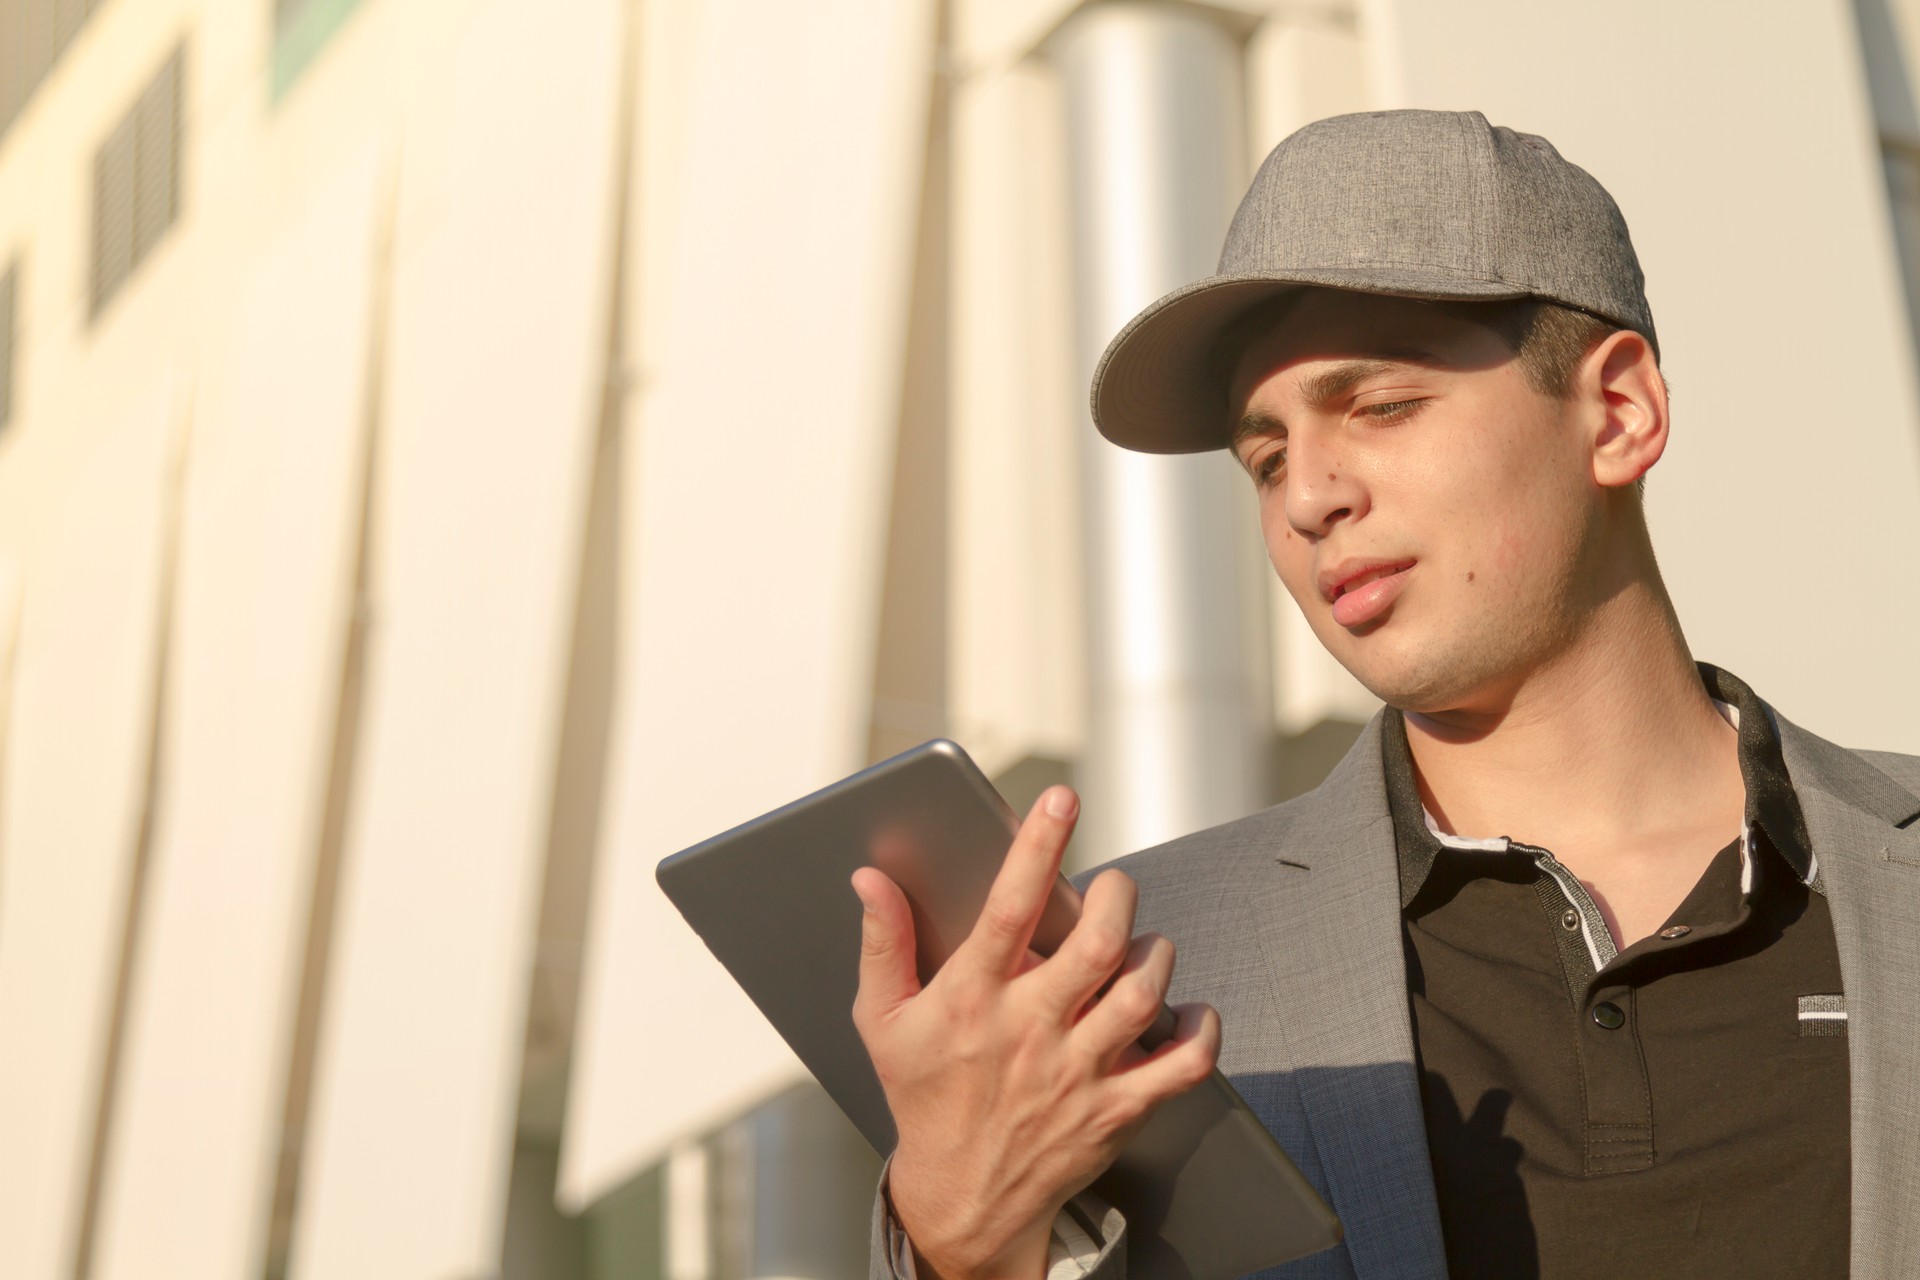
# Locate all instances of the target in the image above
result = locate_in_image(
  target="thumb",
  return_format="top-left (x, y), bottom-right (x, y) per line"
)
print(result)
top-left (851, 867), bottom-right (922, 1022)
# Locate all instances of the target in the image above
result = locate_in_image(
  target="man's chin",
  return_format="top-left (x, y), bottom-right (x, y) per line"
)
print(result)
top-left (1325, 638), bottom-right (1494, 717)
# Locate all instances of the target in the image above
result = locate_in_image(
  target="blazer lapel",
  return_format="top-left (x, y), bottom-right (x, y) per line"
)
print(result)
top-left (1247, 718), bottom-right (1447, 1279)
top-left (1778, 716), bottom-right (1920, 1280)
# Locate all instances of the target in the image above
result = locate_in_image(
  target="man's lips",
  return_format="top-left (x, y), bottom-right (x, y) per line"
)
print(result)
top-left (1321, 559), bottom-right (1417, 628)
top-left (1319, 558), bottom-right (1417, 603)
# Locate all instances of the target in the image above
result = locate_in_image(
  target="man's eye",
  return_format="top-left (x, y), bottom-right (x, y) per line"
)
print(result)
top-left (1254, 449), bottom-right (1286, 485)
top-left (1359, 398), bottom-right (1423, 422)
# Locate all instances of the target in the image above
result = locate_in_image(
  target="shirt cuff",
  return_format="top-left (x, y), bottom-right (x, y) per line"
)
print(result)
top-left (878, 1162), bottom-right (1108, 1280)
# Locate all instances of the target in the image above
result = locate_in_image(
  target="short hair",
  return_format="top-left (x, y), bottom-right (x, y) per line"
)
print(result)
top-left (1451, 299), bottom-right (1659, 500)
top-left (1439, 297), bottom-right (1647, 400)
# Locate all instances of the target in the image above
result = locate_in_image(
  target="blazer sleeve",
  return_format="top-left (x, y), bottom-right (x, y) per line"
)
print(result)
top-left (868, 1157), bottom-right (1129, 1279)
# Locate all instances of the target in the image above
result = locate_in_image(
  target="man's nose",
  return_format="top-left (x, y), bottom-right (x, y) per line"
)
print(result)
top-left (1285, 432), bottom-right (1368, 536)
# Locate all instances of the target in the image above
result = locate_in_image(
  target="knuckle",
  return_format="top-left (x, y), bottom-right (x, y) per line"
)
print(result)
top-left (980, 897), bottom-right (1027, 938)
top-left (1076, 922), bottom-right (1129, 973)
top-left (946, 1030), bottom-right (990, 1067)
top-left (1177, 1038), bottom-right (1219, 1086)
top-left (942, 975), bottom-right (991, 1024)
top-left (1097, 1087), bottom-right (1152, 1132)
top-left (1108, 980), bottom-right (1159, 1029)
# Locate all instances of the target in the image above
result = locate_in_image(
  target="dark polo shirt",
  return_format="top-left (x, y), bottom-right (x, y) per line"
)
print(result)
top-left (1387, 665), bottom-right (1850, 1277)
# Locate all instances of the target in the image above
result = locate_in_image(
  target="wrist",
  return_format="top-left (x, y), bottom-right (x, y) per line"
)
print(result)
top-left (887, 1157), bottom-right (1054, 1280)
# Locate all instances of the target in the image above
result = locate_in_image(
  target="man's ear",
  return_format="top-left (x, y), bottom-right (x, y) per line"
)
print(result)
top-left (1584, 330), bottom-right (1667, 490)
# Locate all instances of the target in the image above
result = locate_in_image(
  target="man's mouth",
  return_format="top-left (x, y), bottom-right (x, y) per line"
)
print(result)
top-left (1321, 559), bottom-right (1417, 603)
top-left (1321, 559), bottom-right (1417, 628)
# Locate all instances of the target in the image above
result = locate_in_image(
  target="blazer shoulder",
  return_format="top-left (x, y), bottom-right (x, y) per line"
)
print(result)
top-left (1071, 789), bottom-right (1321, 895)
top-left (1854, 746), bottom-right (1920, 796)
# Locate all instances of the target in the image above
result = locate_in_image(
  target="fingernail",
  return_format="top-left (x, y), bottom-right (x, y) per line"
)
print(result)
top-left (1044, 788), bottom-right (1077, 819)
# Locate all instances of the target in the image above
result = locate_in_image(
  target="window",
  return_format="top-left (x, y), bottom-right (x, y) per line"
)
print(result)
top-left (0, 0), bottom-right (110, 146)
top-left (0, 261), bottom-right (15, 434)
top-left (272, 0), bottom-right (369, 98)
top-left (90, 45), bottom-right (183, 319)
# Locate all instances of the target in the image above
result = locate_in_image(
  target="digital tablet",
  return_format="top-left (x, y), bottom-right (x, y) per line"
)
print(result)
top-left (656, 739), bottom-right (1342, 1279)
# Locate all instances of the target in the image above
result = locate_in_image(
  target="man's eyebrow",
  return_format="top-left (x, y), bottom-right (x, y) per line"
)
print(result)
top-left (1297, 354), bottom-right (1438, 408)
top-left (1230, 351), bottom-right (1447, 459)
top-left (1231, 409), bottom-right (1285, 457)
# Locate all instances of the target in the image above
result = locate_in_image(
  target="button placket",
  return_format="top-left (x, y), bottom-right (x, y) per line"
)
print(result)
top-left (1577, 982), bottom-right (1654, 1173)
top-left (1524, 851), bottom-right (1659, 1177)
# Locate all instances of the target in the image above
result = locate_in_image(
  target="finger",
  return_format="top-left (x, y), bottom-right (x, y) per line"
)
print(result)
top-left (1070, 931), bottom-right (1172, 1066)
top-left (954, 785), bottom-right (1078, 978)
top-left (1031, 870), bottom-right (1139, 1018)
top-left (1108, 1002), bottom-right (1221, 1106)
top-left (850, 867), bottom-right (922, 1027)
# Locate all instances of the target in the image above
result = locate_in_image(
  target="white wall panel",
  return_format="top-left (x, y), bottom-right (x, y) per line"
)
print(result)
top-left (0, 551), bottom-right (18, 907)
top-left (89, 144), bottom-right (384, 1280)
top-left (0, 552), bottom-right (18, 773)
top-left (1362, 0), bottom-right (1920, 752)
top-left (560, 0), bottom-right (938, 1211)
top-left (0, 378), bottom-right (180, 1280)
top-left (947, 59), bottom-right (1085, 777)
top-left (286, 1), bottom-right (624, 1275)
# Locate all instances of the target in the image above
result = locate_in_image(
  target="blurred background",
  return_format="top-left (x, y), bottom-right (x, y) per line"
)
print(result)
top-left (2, 0), bottom-right (1920, 1276)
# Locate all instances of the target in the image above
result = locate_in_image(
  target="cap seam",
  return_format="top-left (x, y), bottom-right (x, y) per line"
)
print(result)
top-left (1471, 113), bottom-right (1504, 284)
top-left (1295, 259), bottom-right (1515, 279)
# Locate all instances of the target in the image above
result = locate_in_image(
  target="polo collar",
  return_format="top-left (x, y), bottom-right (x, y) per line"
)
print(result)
top-left (1384, 663), bottom-right (1818, 909)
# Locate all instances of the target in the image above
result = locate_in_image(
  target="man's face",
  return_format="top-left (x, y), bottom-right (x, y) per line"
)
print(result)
top-left (1228, 289), bottom-right (1608, 714)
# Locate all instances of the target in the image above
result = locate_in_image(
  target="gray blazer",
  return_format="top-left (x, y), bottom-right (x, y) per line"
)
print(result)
top-left (870, 707), bottom-right (1920, 1278)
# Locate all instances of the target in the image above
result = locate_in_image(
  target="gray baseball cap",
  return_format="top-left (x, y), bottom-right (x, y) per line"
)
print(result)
top-left (1090, 109), bottom-right (1657, 454)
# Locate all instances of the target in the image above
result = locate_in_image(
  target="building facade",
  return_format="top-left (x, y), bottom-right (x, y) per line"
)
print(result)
top-left (1, 1), bottom-right (1918, 1277)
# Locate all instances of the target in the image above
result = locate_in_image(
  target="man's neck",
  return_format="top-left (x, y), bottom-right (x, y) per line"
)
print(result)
top-left (1403, 582), bottom-right (1743, 863)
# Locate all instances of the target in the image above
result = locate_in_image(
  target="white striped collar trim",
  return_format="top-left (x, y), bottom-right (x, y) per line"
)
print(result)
top-left (1421, 696), bottom-right (1755, 890)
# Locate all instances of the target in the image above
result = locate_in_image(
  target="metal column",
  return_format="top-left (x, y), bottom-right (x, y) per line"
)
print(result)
top-left (1055, 3), bottom-right (1273, 864)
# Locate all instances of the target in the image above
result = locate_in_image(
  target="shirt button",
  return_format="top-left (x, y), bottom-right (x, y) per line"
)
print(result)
top-left (1658, 925), bottom-right (1691, 939)
top-left (1561, 909), bottom-right (1579, 931)
top-left (1591, 1001), bottom-right (1626, 1030)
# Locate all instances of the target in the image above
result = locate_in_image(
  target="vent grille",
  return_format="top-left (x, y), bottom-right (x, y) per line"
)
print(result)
top-left (90, 46), bottom-right (183, 320)
top-left (0, 0), bottom-right (109, 147)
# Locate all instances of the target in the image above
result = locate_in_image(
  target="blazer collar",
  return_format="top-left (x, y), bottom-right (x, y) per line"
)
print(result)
top-left (1772, 712), bottom-right (1920, 1275)
top-left (1245, 714), bottom-right (1449, 1279)
top-left (1776, 712), bottom-right (1920, 834)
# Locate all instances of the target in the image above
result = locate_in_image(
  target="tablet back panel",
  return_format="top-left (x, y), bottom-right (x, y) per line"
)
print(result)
top-left (657, 739), bottom-right (1028, 1150)
top-left (656, 740), bottom-right (1341, 1278)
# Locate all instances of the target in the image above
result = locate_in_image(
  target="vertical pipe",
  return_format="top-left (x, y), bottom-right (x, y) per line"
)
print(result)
top-left (745, 1086), bottom-right (881, 1280)
top-left (1055, 3), bottom-right (1272, 864)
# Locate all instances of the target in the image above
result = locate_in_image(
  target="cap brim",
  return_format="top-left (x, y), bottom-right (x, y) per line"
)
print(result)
top-left (1090, 266), bottom-right (1530, 454)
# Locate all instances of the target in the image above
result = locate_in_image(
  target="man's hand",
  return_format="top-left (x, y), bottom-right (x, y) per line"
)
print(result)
top-left (850, 785), bottom-right (1222, 1280)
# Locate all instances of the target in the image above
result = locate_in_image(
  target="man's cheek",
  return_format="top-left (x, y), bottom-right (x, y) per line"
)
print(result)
top-left (1265, 539), bottom-right (1314, 608)
top-left (1487, 524), bottom-right (1531, 577)
top-left (1262, 517), bottom-right (1302, 581)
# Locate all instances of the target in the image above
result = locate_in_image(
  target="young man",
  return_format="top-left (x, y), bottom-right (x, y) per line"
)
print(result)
top-left (852, 110), bottom-right (1920, 1278)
